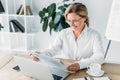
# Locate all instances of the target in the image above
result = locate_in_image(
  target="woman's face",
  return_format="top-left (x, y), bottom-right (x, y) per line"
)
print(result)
top-left (66, 13), bottom-right (86, 32)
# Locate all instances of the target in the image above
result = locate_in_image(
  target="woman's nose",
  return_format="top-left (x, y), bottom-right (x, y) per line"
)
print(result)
top-left (70, 21), bottom-right (75, 26)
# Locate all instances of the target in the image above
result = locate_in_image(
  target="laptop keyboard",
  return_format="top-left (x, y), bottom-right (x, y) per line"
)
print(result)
top-left (52, 74), bottom-right (62, 80)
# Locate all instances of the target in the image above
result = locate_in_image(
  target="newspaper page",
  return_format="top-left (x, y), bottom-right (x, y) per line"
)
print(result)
top-left (31, 52), bottom-right (69, 72)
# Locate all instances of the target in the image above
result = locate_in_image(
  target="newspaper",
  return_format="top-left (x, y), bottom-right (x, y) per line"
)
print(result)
top-left (31, 52), bottom-right (70, 72)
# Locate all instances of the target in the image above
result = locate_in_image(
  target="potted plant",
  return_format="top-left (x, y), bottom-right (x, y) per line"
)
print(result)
top-left (39, 0), bottom-right (75, 35)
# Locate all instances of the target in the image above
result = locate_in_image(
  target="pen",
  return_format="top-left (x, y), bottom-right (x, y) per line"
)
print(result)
top-left (89, 76), bottom-right (94, 80)
top-left (84, 77), bottom-right (88, 80)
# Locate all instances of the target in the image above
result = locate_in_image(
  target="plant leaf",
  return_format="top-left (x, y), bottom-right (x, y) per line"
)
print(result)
top-left (47, 3), bottom-right (56, 17)
top-left (56, 23), bottom-right (63, 31)
top-left (43, 8), bottom-right (48, 13)
top-left (54, 12), bottom-right (61, 24)
top-left (60, 16), bottom-right (70, 29)
top-left (64, 4), bottom-right (70, 7)
top-left (40, 18), bottom-right (43, 23)
top-left (49, 20), bottom-right (55, 35)
top-left (42, 17), bottom-right (48, 32)
top-left (49, 28), bottom-right (52, 35)
top-left (39, 11), bottom-right (46, 23)
top-left (54, 22), bottom-right (60, 31)
top-left (39, 11), bottom-right (45, 18)
top-left (63, 0), bottom-right (69, 2)
top-left (49, 20), bottom-right (55, 28)
top-left (52, 12), bottom-right (56, 21)
top-left (58, 6), bottom-right (66, 14)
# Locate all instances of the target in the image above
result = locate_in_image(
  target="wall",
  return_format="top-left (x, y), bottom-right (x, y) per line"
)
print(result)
top-left (34, 0), bottom-right (120, 63)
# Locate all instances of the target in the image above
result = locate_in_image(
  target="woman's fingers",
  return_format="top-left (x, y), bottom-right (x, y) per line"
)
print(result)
top-left (30, 54), bottom-right (39, 61)
top-left (68, 66), bottom-right (76, 71)
top-left (67, 63), bottom-right (80, 72)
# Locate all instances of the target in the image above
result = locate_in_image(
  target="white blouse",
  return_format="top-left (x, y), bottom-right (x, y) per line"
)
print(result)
top-left (40, 26), bottom-right (105, 69)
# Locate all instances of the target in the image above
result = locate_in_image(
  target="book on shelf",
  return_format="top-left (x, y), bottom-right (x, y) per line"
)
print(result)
top-left (26, 5), bottom-right (32, 15)
top-left (16, 4), bottom-right (24, 15)
top-left (10, 19), bottom-right (25, 33)
top-left (9, 21), bottom-right (21, 32)
top-left (9, 21), bottom-right (15, 32)
top-left (16, 5), bottom-right (32, 15)
top-left (16, 4), bottom-right (23, 14)
top-left (19, 5), bottom-right (24, 15)
top-left (0, 1), bottom-right (5, 13)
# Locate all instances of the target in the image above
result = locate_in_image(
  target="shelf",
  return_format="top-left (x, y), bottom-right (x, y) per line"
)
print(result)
top-left (0, 32), bottom-right (10, 50)
top-left (8, 14), bottom-right (35, 17)
top-left (0, 16), bottom-right (9, 32)
top-left (0, 0), bottom-right (41, 53)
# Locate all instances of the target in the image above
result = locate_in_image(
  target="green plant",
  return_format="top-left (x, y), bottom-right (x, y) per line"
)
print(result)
top-left (39, 0), bottom-right (75, 35)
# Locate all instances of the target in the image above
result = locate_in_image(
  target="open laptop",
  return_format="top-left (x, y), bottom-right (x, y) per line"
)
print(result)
top-left (14, 56), bottom-right (69, 80)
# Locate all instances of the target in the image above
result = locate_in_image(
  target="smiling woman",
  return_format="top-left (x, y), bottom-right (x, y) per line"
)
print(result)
top-left (65, 3), bottom-right (89, 40)
top-left (30, 2), bottom-right (104, 73)
top-left (65, 3), bottom-right (89, 27)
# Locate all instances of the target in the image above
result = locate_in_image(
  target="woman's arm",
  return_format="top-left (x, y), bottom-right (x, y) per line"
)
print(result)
top-left (78, 32), bottom-right (105, 70)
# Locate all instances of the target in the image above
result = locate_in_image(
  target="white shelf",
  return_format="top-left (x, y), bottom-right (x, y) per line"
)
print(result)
top-left (8, 14), bottom-right (35, 17)
top-left (0, 0), bottom-right (41, 53)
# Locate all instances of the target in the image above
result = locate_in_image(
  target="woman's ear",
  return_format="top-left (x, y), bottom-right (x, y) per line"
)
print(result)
top-left (83, 17), bottom-right (87, 21)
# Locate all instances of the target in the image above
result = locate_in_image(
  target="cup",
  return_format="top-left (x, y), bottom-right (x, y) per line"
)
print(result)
top-left (87, 63), bottom-right (102, 75)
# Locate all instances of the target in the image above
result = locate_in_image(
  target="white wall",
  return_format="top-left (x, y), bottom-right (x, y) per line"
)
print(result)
top-left (106, 41), bottom-right (120, 63)
top-left (34, 0), bottom-right (120, 63)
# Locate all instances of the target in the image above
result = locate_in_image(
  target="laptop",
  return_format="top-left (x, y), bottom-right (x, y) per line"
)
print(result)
top-left (14, 56), bottom-right (69, 80)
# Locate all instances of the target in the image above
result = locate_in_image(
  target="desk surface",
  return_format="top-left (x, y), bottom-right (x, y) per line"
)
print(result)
top-left (0, 54), bottom-right (120, 80)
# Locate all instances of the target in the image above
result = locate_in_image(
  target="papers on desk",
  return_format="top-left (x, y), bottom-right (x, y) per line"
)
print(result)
top-left (73, 77), bottom-right (110, 80)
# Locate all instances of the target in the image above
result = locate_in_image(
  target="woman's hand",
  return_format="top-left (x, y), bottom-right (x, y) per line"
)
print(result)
top-left (29, 50), bottom-right (40, 61)
top-left (67, 63), bottom-right (80, 72)
top-left (29, 54), bottom-right (39, 61)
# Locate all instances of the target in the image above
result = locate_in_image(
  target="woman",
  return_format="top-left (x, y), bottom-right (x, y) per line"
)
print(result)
top-left (30, 2), bottom-right (104, 72)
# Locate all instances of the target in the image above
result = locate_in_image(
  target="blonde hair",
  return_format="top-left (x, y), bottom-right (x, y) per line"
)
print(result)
top-left (65, 3), bottom-right (89, 27)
